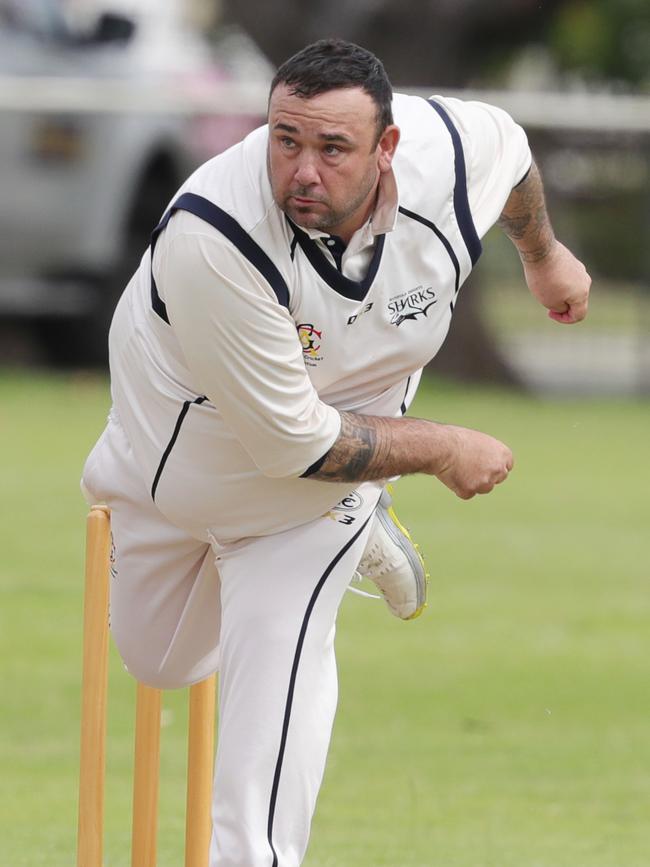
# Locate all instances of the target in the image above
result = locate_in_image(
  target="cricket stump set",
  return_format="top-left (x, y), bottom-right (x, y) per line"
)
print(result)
top-left (77, 505), bottom-right (217, 866)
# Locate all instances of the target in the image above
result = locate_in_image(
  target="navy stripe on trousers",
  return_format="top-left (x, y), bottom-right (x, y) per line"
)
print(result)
top-left (266, 513), bottom-right (374, 866)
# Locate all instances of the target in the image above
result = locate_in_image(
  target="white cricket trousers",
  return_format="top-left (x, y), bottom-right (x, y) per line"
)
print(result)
top-left (82, 417), bottom-right (381, 867)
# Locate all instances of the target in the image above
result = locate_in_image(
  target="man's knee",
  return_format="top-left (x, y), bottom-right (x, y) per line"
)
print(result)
top-left (111, 623), bottom-right (187, 690)
top-left (112, 613), bottom-right (219, 689)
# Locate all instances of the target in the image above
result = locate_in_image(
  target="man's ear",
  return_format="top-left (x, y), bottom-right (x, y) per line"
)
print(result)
top-left (377, 125), bottom-right (400, 173)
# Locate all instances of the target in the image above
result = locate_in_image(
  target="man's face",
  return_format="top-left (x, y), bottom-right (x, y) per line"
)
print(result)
top-left (268, 84), bottom-right (398, 242)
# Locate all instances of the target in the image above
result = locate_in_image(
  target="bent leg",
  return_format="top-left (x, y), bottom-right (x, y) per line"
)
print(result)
top-left (82, 418), bottom-right (221, 688)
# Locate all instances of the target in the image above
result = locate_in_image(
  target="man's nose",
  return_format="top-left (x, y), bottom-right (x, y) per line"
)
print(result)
top-left (293, 155), bottom-right (320, 186)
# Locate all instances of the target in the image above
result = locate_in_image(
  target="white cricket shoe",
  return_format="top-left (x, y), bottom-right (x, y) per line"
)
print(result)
top-left (355, 488), bottom-right (428, 620)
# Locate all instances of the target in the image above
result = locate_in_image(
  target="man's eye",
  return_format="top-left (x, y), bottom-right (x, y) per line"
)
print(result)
top-left (281, 137), bottom-right (296, 149)
top-left (324, 145), bottom-right (341, 156)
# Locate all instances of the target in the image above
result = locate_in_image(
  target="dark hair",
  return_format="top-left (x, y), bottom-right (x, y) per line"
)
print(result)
top-left (270, 39), bottom-right (393, 141)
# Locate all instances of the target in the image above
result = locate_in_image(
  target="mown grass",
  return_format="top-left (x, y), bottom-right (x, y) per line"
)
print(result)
top-left (0, 371), bottom-right (647, 866)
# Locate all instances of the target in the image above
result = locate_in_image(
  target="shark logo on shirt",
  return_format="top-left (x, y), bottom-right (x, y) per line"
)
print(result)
top-left (387, 286), bottom-right (437, 326)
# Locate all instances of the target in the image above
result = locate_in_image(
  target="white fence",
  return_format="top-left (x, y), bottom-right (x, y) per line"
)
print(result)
top-left (0, 75), bottom-right (649, 134)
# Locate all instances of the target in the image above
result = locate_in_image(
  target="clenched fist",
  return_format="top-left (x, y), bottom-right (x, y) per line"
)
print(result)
top-left (434, 425), bottom-right (514, 499)
top-left (525, 240), bottom-right (591, 325)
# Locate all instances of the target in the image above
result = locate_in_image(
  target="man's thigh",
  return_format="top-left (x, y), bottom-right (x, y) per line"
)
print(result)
top-left (213, 478), bottom-right (383, 746)
top-left (108, 497), bottom-right (221, 688)
top-left (83, 419), bottom-right (221, 689)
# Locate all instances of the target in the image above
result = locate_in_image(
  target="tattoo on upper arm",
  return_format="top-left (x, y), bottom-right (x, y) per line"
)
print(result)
top-left (496, 211), bottom-right (531, 241)
top-left (497, 161), bottom-right (555, 263)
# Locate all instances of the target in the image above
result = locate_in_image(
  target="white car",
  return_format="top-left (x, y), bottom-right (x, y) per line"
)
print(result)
top-left (0, 0), bottom-right (270, 362)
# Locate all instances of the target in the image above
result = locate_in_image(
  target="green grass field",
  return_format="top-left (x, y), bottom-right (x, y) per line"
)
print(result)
top-left (1, 371), bottom-right (648, 866)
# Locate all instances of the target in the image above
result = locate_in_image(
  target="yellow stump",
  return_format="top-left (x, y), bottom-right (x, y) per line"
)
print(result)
top-left (131, 683), bottom-right (162, 867)
top-left (185, 675), bottom-right (217, 867)
top-left (78, 506), bottom-right (216, 866)
top-left (77, 505), bottom-right (111, 867)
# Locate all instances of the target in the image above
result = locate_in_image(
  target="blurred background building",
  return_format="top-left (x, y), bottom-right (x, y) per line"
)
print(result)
top-left (0, 0), bottom-right (648, 392)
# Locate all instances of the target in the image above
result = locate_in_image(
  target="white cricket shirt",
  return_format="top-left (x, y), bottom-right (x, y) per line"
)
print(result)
top-left (108, 92), bottom-right (530, 542)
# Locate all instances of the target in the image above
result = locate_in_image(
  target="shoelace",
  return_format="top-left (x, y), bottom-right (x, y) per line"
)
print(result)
top-left (346, 570), bottom-right (381, 600)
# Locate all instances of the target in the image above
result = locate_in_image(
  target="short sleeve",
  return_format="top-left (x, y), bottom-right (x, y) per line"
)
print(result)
top-left (431, 96), bottom-right (532, 238)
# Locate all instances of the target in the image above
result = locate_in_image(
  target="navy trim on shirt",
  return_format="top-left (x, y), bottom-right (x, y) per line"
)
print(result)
top-left (149, 192), bottom-right (291, 323)
top-left (288, 219), bottom-right (385, 302)
top-left (514, 162), bottom-right (532, 187)
top-left (300, 451), bottom-right (328, 479)
top-left (398, 206), bottom-right (461, 295)
top-left (151, 394), bottom-right (208, 501)
top-left (400, 375), bottom-right (412, 416)
top-left (426, 99), bottom-right (482, 266)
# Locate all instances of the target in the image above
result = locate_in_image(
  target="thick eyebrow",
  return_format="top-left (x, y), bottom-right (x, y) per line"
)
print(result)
top-left (272, 122), bottom-right (353, 146)
top-left (273, 122), bottom-right (299, 134)
top-left (320, 132), bottom-right (354, 145)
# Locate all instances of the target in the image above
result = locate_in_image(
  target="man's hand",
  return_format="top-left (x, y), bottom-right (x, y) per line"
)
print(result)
top-left (498, 161), bottom-right (591, 325)
top-left (433, 425), bottom-right (513, 499)
top-left (308, 412), bottom-right (514, 499)
top-left (524, 239), bottom-right (591, 324)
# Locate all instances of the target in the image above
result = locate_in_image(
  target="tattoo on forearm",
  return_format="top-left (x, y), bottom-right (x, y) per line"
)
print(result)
top-left (497, 161), bottom-right (555, 264)
top-left (309, 411), bottom-right (394, 483)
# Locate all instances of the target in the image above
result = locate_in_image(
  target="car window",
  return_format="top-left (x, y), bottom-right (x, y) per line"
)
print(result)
top-left (0, 0), bottom-right (69, 40)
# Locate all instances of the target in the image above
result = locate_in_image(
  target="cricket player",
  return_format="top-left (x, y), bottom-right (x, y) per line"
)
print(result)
top-left (82, 39), bottom-right (590, 866)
